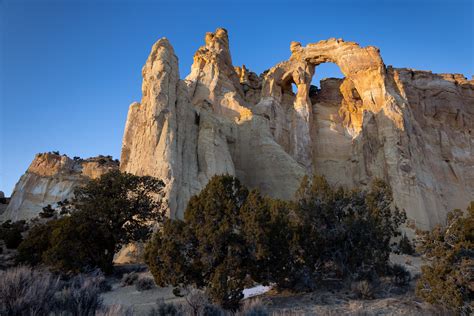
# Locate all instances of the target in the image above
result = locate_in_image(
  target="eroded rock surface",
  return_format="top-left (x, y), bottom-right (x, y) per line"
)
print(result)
top-left (5, 29), bottom-right (471, 230)
top-left (121, 29), bottom-right (473, 229)
top-left (3, 153), bottom-right (118, 221)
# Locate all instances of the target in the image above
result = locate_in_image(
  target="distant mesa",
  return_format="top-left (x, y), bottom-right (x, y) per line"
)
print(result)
top-left (2, 152), bottom-right (118, 222)
top-left (6, 28), bottom-right (474, 230)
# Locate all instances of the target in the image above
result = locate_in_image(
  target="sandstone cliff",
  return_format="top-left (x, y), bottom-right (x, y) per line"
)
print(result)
top-left (2, 153), bottom-right (118, 221)
top-left (121, 29), bottom-right (473, 229)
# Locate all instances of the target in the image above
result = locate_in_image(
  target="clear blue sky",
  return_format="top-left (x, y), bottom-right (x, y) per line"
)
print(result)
top-left (1, 0), bottom-right (473, 196)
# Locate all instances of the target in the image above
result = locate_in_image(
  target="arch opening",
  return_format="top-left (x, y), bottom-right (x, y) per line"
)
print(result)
top-left (311, 62), bottom-right (344, 88)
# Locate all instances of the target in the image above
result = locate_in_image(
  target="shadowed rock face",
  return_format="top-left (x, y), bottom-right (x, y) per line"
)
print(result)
top-left (120, 28), bottom-right (473, 229)
top-left (3, 153), bottom-right (118, 221)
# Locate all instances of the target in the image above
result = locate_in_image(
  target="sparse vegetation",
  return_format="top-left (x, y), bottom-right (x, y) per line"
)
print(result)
top-left (238, 298), bottom-right (269, 316)
top-left (16, 170), bottom-right (165, 274)
top-left (121, 271), bottom-right (139, 286)
top-left (416, 202), bottom-right (473, 313)
top-left (351, 280), bottom-right (375, 299)
top-left (145, 175), bottom-right (405, 310)
top-left (0, 266), bottom-right (59, 315)
top-left (149, 301), bottom-right (183, 316)
top-left (0, 266), bottom-right (129, 316)
top-left (135, 277), bottom-right (156, 291)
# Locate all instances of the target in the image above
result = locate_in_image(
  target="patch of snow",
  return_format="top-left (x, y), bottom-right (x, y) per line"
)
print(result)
top-left (243, 285), bottom-right (271, 298)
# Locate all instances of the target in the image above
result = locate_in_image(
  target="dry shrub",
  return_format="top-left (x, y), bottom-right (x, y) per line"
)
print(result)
top-left (237, 298), bottom-right (269, 316)
top-left (53, 273), bottom-right (103, 316)
top-left (0, 266), bottom-right (126, 316)
top-left (0, 266), bottom-right (59, 315)
top-left (121, 271), bottom-right (139, 286)
top-left (390, 263), bottom-right (411, 287)
top-left (97, 304), bottom-right (134, 316)
top-left (135, 277), bottom-right (156, 291)
top-left (149, 300), bottom-right (183, 316)
top-left (351, 280), bottom-right (375, 300)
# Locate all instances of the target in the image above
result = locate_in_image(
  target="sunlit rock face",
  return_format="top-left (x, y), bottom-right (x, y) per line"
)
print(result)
top-left (2, 153), bottom-right (118, 221)
top-left (3, 29), bottom-right (471, 230)
top-left (121, 29), bottom-right (473, 229)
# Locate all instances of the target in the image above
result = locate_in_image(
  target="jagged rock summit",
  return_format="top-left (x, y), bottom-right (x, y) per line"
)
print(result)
top-left (5, 28), bottom-right (473, 229)
top-left (121, 28), bottom-right (473, 229)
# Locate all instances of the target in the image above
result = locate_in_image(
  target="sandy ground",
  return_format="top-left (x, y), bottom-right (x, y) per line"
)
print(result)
top-left (101, 254), bottom-right (443, 315)
top-left (101, 270), bottom-right (185, 315)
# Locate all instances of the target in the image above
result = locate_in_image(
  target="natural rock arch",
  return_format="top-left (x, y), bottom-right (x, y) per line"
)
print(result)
top-left (261, 39), bottom-right (389, 111)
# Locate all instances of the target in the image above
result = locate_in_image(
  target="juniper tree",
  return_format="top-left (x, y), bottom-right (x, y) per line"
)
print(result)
top-left (416, 202), bottom-right (473, 313)
top-left (17, 170), bottom-right (165, 274)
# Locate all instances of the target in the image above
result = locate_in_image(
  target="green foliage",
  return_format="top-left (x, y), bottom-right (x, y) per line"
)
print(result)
top-left (16, 220), bottom-right (56, 265)
top-left (390, 263), bottom-right (411, 287)
top-left (17, 170), bottom-right (165, 274)
top-left (43, 216), bottom-right (116, 273)
top-left (240, 191), bottom-right (299, 289)
top-left (146, 175), bottom-right (249, 310)
top-left (416, 202), bottom-right (474, 313)
top-left (294, 176), bottom-right (406, 282)
top-left (71, 170), bottom-right (165, 249)
top-left (145, 175), bottom-right (405, 309)
top-left (39, 204), bottom-right (57, 219)
top-left (0, 220), bottom-right (28, 249)
top-left (398, 233), bottom-right (415, 255)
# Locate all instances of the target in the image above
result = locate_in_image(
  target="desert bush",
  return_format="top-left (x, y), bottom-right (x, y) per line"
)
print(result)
top-left (237, 298), bottom-right (269, 316)
top-left (84, 268), bottom-right (112, 293)
top-left (0, 220), bottom-right (28, 249)
top-left (0, 266), bottom-right (59, 316)
top-left (42, 215), bottom-right (116, 274)
top-left (0, 266), bottom-right (116, 316)
top-left (16, 220), bottom-right (58, 266)
top-left (390, 264), bottom-right (411, 287)
top-left (398, 233), bottom-right (415, 255)
top-left (183, 288), bottom-right (226, 316)
top-left (53, 273), bottom-right (103, 316)
top-left (294, 176), bottom-right (406, 283)
top-left (201, 304), bottom-right (226, 316)
top-left (145, 175), bottom-right (404, 310)
top-left (351, 280), bottom-right (375, 300)
top-left (145, 176), bottom-right (250, 310)
top-left (121, 271), bottom-right (139, 286)
top-left (149, 300), bottom-right (183, 316)
top-left (17, 170), bottom-right (165, 274)
top-left (136, 277), bottom-right (156, 291)
top-left (97, 304), bottom-right (133, 316)
top-left (416, 203), bottom-right (473, 313)
top-left (39, 204), bottom-right (57, 219)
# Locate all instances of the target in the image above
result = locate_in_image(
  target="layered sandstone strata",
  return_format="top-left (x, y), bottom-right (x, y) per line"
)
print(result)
top-left (121, 29), bottom-right (473, 229)
top-left (4, 29), bottom-right (472, 230)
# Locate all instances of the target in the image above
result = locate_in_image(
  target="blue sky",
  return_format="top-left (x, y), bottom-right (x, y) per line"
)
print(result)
top-left (1, 0), bottom-right (473, 196)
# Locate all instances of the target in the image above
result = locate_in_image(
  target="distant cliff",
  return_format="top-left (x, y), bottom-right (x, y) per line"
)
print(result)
top-left (2, 153), bottom-right (118, 221)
